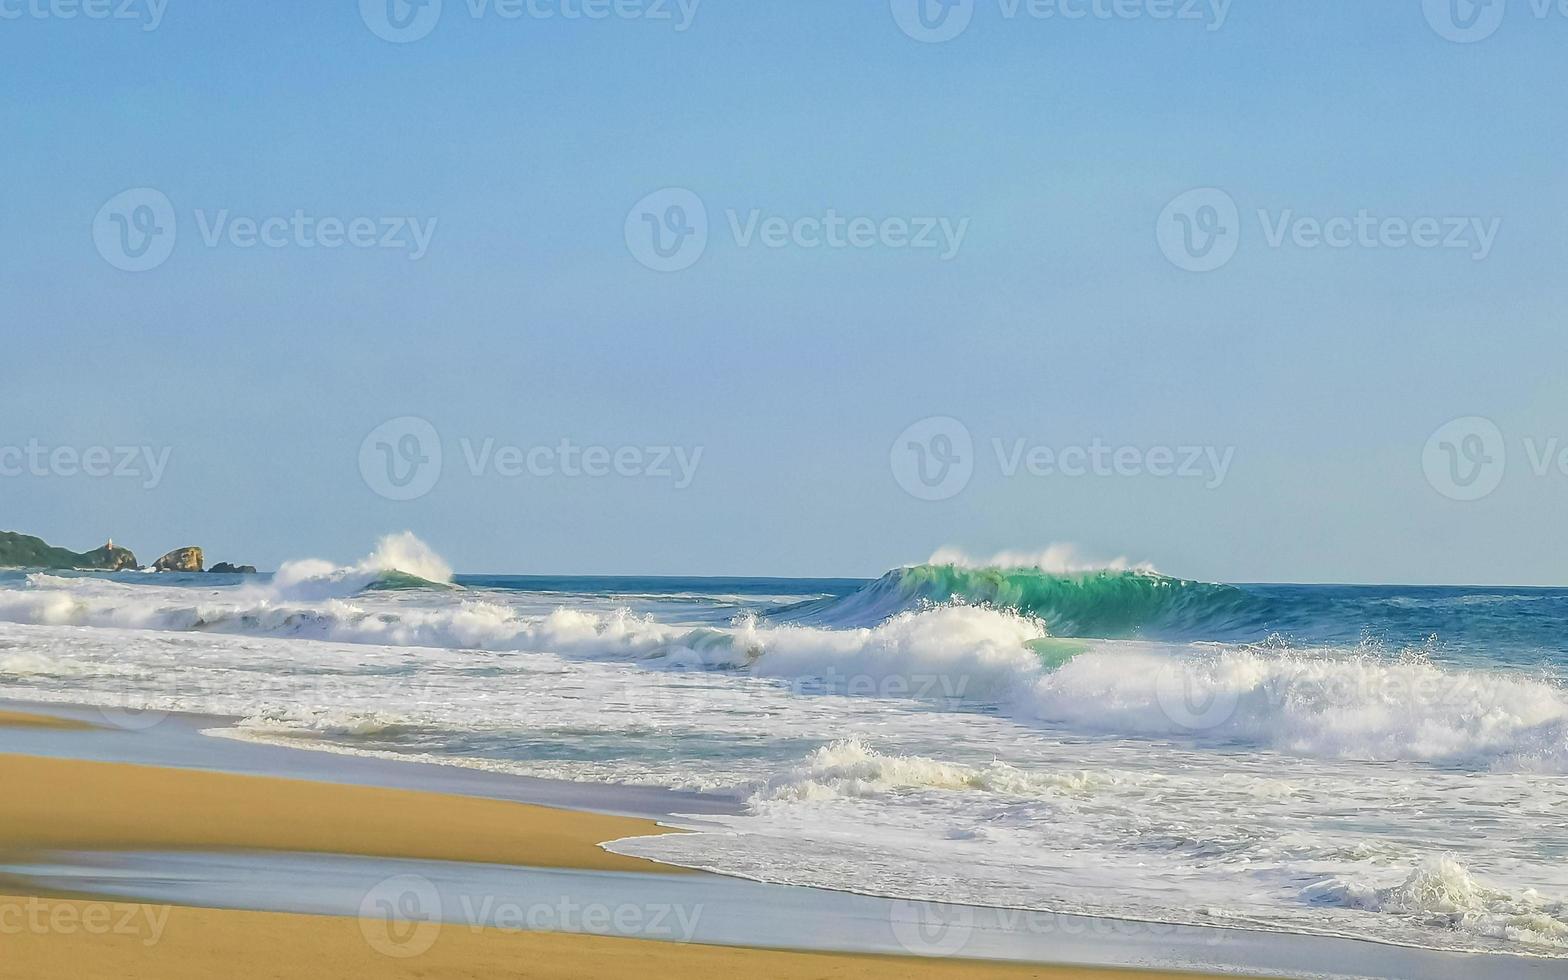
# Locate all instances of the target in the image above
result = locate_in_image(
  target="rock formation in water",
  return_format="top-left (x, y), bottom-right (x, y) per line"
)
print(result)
top-left (152, 546), bottom-right (205, 573)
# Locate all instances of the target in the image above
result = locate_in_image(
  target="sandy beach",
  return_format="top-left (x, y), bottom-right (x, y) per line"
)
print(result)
top-left (0, 710), bottom-right (99, 732)
top-left (0, 708), bottom-right (1226, 980)
top-left (0, 894), bottom-right (1214, 980)
top-left (0, 751), bottom-right (678, 874)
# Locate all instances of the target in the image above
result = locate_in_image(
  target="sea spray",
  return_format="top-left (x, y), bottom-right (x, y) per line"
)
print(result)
top-left (271, 532), bottom-right (454, 599)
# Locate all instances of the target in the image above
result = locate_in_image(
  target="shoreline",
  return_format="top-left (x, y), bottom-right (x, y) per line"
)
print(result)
top-left (0, 709), bottom-right (100, 731)
top-left (0, 751), bottom-right (684, 875)
top-left (2, 702), bottom-right (1561, 978)
top-left (0, 896), bottom-right (1205, 980)
top-left (0, 705), bottom-right (1223, 979)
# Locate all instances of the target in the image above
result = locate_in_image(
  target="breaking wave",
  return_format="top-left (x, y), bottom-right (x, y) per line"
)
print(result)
top-left (270, 532), bottom-right (455, 599)
top-left (2, 542), bottom-right (1567, 772)
top-left (1304, 856), bottom-right (1568, 949)
top-left (773, 564), bottom-right (1267, 637)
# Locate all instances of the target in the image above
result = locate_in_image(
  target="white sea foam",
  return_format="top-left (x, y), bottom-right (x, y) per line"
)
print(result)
top-left (926, 543), bottom-right (1157, 574)
top-left (271, 532), bottom-right (454, 599)
top-left (1023, 645), bottom-right (1568, 770)
top-left (738, 606), bottom-right (1048, 700)
top-left (3, 582), bottom-right (1568, 956)
top-left (1304, 856), bottom-right (1568, 948)
top-left (754, 738), bottom-right (1104, 802)
top-left (3, 561), bottom-right (1568, 773)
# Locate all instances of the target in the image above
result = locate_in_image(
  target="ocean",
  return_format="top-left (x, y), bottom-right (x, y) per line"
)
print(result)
top-left (2, 533), bottom-right (1566, 957)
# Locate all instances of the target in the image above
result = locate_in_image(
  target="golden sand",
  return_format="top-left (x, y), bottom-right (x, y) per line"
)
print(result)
top-left (0, 753), bottom-right (678, 873)
top-left (0, 750), bottom-right (1235, 979)
top-left (0, 895), bottom-right (1211, 980)
top-left (0, 709), bottom-right (100, 731)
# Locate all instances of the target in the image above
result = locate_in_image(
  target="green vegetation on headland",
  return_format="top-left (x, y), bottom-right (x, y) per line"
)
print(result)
top-left (0, 531), bottom-right (256, 574)
top-left (0, 531), bottom-right (138, 570)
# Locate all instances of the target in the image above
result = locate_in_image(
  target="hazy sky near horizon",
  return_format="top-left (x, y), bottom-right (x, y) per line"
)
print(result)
top-left (4, 1), bottom-right (1566, 583)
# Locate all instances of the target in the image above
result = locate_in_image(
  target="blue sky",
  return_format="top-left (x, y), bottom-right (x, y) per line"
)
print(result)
top-left (3, 1), bottom-right (1566, 583)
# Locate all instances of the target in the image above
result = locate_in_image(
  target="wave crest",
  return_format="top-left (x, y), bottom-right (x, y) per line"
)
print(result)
top-left (777, 563), bottom-right (1262, 637)
top-left (272, 532), bottom-right (454, 599)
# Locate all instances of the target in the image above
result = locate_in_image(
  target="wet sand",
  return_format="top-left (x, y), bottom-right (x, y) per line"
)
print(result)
top-left (0, 752), bottom-right (680, 874)
top-left (9, 704), bottom-right (1514, 979)
top-left (0, 728), bottom-right (1225, 979)
top-left (0, 709), bottom-right (100, 731)
top-left (0, 894), bottom-right (1208, 980)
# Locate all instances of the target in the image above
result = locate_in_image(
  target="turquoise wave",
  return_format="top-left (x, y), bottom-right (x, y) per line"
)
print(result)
top-left (775, 564), bottom-right (1264, 637)
top-left (362, 569), bottom-right (460, 592)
